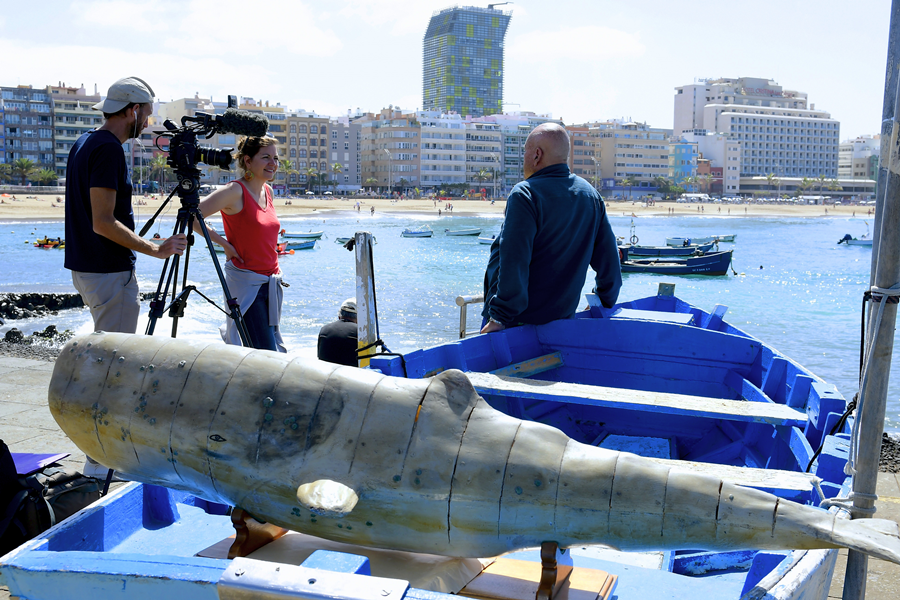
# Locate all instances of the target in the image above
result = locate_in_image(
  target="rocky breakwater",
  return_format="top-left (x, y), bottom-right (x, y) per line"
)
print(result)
top-left (0, 292), bottom-right (84, 321)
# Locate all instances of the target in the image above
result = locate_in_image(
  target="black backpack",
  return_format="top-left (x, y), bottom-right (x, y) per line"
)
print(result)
top-left (0, 439), bottom-right (103, 556)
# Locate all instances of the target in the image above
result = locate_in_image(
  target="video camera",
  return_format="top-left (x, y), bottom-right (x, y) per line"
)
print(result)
top-left (156, 95), bottom-right (269, 174)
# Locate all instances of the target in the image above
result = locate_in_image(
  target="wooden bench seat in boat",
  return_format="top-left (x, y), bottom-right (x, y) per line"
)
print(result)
top-left (465, 371), bottom-right (809, 428)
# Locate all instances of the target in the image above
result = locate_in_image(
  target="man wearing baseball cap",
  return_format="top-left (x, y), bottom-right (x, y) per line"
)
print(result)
top-left (317, 298), bottom-right (359, 367)
top-left (64, 76), bottom-right (187, 334)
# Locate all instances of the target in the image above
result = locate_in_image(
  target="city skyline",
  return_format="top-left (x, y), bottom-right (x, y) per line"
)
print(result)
top-left (0, 0), bottom-right (890, 139)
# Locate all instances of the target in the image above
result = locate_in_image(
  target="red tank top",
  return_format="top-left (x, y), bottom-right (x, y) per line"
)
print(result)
top-left (221, 181), bottom-right (280, 276)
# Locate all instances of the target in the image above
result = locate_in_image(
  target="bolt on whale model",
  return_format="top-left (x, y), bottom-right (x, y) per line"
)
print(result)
top-left (48, 332), bottom-right (900, 563)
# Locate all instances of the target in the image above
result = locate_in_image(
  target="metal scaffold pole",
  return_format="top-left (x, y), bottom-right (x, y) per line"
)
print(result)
top-left (843, 2), bottom-right (900, 598)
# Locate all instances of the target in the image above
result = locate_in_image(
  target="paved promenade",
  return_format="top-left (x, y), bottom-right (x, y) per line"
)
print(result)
top-left (1, 353), bottom-right (899, 600)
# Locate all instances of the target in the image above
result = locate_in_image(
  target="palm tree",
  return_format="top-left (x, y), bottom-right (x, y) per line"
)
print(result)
top-left (0, 163), bottom-right (11, 183)
top-left (330, 163), bottom-right (343, 195)
top-left (364, 177), bottom-right (379, 191)
top-left (680, 175), bottom-right (698, 194)
top-left (827, 179), bottom-right (843, 202)
top-left (280, 159), bottom-right (298, 194)
top-left (35, 168), bottom-right (58, 185)
top-left (304, 167), bottom-right (318, 194)
top-left (11, 158), bottom-right (37, 185)
top-left (797, 177), bottom-right (814, 198)
top-left (620, 175), bottom-right (638, 199)
top-left (397, 177), bottom-right (409, 195)
top-left (149, 155), bottom-right (168, 192)
top-left (701, 174), bottom-right (715, 195)
top-left (816, 174), bottom-right (827, 202)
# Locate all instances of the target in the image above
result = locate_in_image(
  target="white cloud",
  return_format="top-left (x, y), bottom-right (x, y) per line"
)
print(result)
top-left (507, 26), bottom-right (645, 63)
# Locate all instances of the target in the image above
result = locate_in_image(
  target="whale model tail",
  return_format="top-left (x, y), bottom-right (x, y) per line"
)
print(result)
top-left (832, 517), bottom-right (900, 564)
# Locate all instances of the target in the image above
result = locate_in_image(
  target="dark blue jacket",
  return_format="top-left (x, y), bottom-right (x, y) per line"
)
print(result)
top-left (482, 163), bottom-right (621, 326)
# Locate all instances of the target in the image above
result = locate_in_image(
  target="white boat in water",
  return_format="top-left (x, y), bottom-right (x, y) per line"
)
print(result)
top-left (401, 226), bottom-right (434, 238)
top-left (444, 228), bottom-right (481, 236)
top-left (280, 229), bottom-right (324, 240)
top-left (666, 234), bottom-right (736, 246)
top-left (477, 235), bottom-right (496, 245)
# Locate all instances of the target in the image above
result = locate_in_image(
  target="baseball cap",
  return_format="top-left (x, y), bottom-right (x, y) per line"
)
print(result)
top-left (93, 77), bottom-right (155, 113)
top-left (339, 298), bottom-right (357, 317)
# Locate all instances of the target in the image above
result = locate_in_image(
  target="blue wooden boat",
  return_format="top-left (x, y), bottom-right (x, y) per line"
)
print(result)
top-left (621, 250), bottom-right (733, 275)
top-left (621, 241), bottom-right (716, 257)
top-left (283, 239), bottom-right (316, 250)
top-left (0, 287), bottom-right (856, 600)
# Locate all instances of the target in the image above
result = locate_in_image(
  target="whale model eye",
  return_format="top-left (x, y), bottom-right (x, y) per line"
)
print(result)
top-left (297, 480), bottom-right (359, 517)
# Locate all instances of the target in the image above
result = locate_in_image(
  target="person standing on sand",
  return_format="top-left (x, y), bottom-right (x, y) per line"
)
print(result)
top-left (64, 76), bottom-right (187, 334)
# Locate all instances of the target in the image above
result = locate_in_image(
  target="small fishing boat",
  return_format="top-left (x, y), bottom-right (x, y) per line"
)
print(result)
top-left (838, 223), bottom-right (873, 247)
top-left (282, 239), bottom-right (316, 250)
top-left (666, 235), bottom-right (736, 246)
top-left (620, 250), bottom-right (733, 275)
top-left (149, 235), bottom-right (167, 245)
top-left (621, 241), bottom-right (716, 257)
top-left (335, 236), bottom-right (376, 245)
top-left (444, 228), bottom-right (482, 236)
top-left (401, 226), bottom-right (434, 238)
top-left (33, 237), bottom-right (63, 249)
top-left (477, 235), bottom-right (495, 245)
top-left (280, 229), bottom-right (324, 240)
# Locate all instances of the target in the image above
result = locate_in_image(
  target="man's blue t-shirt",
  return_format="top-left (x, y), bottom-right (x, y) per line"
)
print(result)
top-left (64, 129), bottom-right (136, 273)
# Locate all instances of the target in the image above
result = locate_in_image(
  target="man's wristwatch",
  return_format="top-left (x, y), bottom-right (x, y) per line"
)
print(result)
top-left (488, 317), bottom-right (505, 329)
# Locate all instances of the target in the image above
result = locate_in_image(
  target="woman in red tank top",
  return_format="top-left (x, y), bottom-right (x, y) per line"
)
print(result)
top-left (193, 136), bottom-right (284, 351)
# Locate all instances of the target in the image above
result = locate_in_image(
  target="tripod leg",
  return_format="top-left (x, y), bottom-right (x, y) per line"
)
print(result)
top-left (146, 213), bottom-right (189, 336)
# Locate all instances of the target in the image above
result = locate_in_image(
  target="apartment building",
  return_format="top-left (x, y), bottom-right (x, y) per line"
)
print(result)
top-left (680, 129), bottom-right (742, 194)
top-left (422, 5), bottom-right (512, 117)
top-left (577, 120), bottom-right (671, 196)
top-left (49, 84), bottom-right (102, 178)
top-left (839, 135), bottom-right (879, 180)
top-left (418, 110), bottom-right (467, 189)
top-left (329, 116), bottom-right (362, 193)
top-left (359, 108), bottom-right (420, 194)
top-left (674, 77), bottom-right (840, 179)
top-left (1, 85), bottom-right (55, 172)
top-left (283, 110), bottom-right (330, 193)
top-left (464, 119), bottom-right (501, 196)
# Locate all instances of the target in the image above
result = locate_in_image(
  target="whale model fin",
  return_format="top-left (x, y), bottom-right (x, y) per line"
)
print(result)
top-left (831, 517), bottom-right (900, 565)
top-left (297, 479), bottom-right (359, 517)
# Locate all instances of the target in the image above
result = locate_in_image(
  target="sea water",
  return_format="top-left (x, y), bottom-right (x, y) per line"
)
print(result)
top-left (2, 208), bottom-right (897, 434)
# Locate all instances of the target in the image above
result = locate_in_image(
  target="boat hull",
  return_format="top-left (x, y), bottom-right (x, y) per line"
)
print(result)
top-left (282, 231), bottom-right (324, 239)
top-left (621, 250), bottom-right (732, 275)
top-left (622, 241), bottom-right (716, 257)
top-left (445, 229), bottom-right (481, 236)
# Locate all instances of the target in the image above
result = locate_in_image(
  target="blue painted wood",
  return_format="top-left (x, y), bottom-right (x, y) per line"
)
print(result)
top-left (779, 426), bottom-right (815, 470)
top-left (761, 357), bottom-right (788, 402)
top-left (787, 374), bottom-right (814, 409)
top-left (672, 550), bottom-right (758, 576)
top-left (816, 434), bottom-right (851, 485)
top-left (2, 551), bottom-right (224, 600)
top-left (806, 382), bottom-right (845, 430)
top-left (302, 550), bottom-right (372, 575)
top-left (489, 333), bottom-right (514, 371)
top-left (700, 304), bottom-right (728, 330)
top-left (740, 551), bottom-right (792, 596)
top-left (724, 370), bottom-right (774, 403)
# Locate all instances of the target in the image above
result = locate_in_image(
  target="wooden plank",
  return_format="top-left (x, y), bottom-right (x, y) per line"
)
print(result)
top-left (465, 372), bottom-right (808, 428)
top-left (490, 352), bottom-right (563, 379)
top-left (643, 456), bottom-right (816, 493)
top-left (610, 308), bottom-right (696, 325)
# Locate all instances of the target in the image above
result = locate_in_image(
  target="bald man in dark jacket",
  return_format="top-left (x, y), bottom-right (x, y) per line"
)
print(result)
top-left (481, 124), bottom-right (621, 333)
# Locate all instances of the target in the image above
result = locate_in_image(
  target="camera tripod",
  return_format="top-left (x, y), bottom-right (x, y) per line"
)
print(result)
top-left (141, 169), bottom-right (251, 346)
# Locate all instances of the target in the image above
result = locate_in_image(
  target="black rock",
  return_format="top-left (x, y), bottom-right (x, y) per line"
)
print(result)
top-left (4, 329), bottom-right (24, 344)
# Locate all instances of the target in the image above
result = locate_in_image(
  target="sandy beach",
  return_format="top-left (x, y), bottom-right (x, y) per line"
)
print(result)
top-left (0, 192), bottom-right (878, 221)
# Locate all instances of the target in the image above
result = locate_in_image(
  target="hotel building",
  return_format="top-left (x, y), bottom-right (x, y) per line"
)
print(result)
top-left (674, 77), bottom-right (839, 180)
top-left (423, 5), bottom-right (512, 117)
top-left (1, 85), bottom-right (55, 173)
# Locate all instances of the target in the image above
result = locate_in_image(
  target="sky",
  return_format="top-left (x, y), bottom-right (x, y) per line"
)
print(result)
top-left (1, 0), bottom-right (892, 140)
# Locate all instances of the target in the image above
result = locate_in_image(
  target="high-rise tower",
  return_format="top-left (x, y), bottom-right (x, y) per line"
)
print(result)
top-left (423, 5), bottom-right (512, 117)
